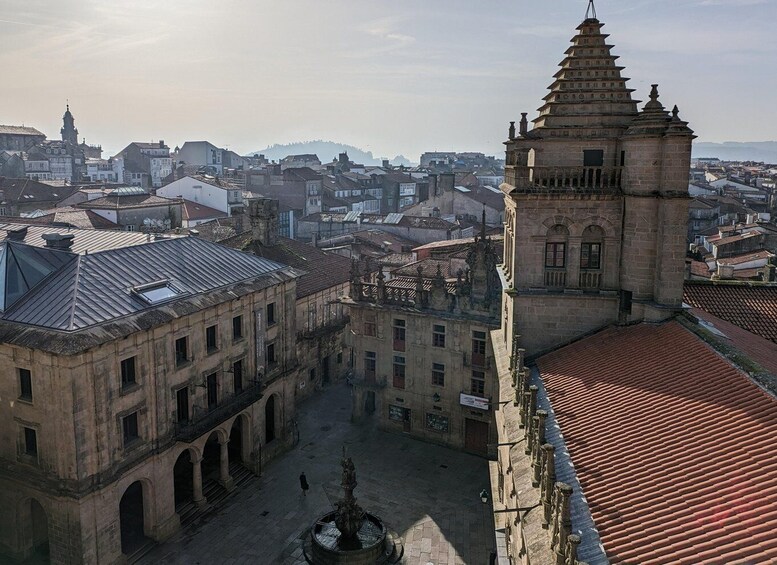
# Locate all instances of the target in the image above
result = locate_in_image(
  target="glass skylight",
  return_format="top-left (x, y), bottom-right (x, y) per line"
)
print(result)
top-left (132, 280), bottom-right (181, 304)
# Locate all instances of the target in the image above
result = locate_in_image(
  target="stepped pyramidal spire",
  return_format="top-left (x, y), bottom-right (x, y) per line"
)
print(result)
top-left (532, 12), bottom-right (639, 134)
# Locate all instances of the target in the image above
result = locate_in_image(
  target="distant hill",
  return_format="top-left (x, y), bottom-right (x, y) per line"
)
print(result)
top-left (246, 140), bottom-right (416, 167)
top-left (693, 141), bottom-right (777, 164)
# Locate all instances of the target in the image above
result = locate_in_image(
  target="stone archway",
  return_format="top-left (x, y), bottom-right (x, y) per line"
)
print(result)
top-left (119, 481), bottom-right (148, 555)
top-left (173, 449), bottom-right (195, 510)
top-left (265, 395), bottom-right (277, 443)
top-left (228, 413), bottom-right (251, 468)
top-left (17, 497), bottom-right (50, 564)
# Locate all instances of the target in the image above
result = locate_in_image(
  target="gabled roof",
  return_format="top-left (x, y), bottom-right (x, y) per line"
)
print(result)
top-left (248, 237), bottom-right (353, 298)
top-left (0, 177), bottom-right (79, 204)
top-left (77, 193), bottom-right (178, 210)
top-left (537, 321), bottom-right (777, 565)
top-left (182, 199), bottom-right (227, 222)
top-left (683, 281), bottom-right (777, 343)
top-left (0, 223), bottom-right (154, 254)
top-left (25, 207), bottom-right (119, 230)
top-left (0, 125), bottom-right (45, 136)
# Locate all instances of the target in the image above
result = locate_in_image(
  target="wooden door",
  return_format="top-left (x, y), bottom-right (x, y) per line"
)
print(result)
top-left (465, 418), bottom-right (489, 455)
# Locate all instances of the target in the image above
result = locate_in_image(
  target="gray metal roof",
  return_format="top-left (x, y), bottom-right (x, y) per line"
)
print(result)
top-left (3, 236), bottom-right (293, 331)
top-left (0, 223), bottom-right (165, 255)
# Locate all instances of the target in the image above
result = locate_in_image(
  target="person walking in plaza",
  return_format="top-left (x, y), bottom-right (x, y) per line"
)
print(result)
top-left (299, 472), bottom-right (310, 497)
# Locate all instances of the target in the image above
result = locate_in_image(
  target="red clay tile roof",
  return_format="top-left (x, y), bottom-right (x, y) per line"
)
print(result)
top-left (250, 237), bottom-right (354, 298)
top-left (683, 282), bottom-right (777, 343)
top-left (181, 199), bottom-right (227, 222)
top-left (537, 321), bottom-right (777, 565)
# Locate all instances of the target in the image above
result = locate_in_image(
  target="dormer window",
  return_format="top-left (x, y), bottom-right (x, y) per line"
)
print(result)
top-left (131, 280), bottom-right (181, 304)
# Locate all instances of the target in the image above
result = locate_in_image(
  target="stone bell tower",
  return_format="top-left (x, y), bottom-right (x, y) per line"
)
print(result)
top-left (61, 104), bottom-right (79, 146)
top-left (498, 7), bottom-right (695, 355)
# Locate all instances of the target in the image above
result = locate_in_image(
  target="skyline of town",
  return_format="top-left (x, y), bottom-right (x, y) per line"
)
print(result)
top-left (2, 0), bottom-right (776, 159)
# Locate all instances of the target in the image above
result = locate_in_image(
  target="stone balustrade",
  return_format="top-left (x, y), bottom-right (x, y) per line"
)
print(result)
top-left (511, 365), bottom-right (588, 565)
top-left (505, 165), bottom-right (623, 193)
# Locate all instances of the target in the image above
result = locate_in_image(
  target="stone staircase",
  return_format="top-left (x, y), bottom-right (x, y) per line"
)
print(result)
top-left (128, 463), bottom-right (257, 564)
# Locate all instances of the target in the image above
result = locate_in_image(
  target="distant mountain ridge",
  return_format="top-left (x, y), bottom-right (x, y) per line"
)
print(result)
top-left (246, 140), bottom-right (414, 167)
top-left (693, 141), bottom-right (777, 164)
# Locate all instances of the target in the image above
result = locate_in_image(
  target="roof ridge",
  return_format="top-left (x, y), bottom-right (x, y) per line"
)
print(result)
top-left (66, 256), bottom-right (85, 330)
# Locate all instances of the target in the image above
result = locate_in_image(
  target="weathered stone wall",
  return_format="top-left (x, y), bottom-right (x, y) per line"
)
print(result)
top-left (511, 292), bottom-right (619, 357)
top-left (509, 194), bottom-right (622, 290)
top-left (349, 303), bottom-right (498, 454)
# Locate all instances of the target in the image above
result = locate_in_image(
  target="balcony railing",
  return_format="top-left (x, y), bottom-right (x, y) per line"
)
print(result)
top-left (505, 165), bottom-right (622, 193)
top-left (174, 382), bottom-right (264, 443)
top-left (579, 270), bottom-right (602, 289)
top-left (545, 269), bottom-right (567, 288)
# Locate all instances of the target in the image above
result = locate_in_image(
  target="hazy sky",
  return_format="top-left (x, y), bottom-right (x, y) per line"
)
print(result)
top-left (1, 0), bottom-right (775, 160)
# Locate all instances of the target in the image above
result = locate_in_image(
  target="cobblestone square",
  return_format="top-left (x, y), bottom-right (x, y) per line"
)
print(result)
top-left (140, 383), bottom-right (496, 564)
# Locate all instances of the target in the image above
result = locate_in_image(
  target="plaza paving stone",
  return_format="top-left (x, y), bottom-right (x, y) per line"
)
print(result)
top-left (140, 382), bottom-right (496, 564)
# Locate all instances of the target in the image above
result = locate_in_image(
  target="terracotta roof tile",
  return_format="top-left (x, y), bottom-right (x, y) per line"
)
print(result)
top-left (537, 322), bottom-right (777, 565)
top-left (683, 282), bottom-right (777, 343)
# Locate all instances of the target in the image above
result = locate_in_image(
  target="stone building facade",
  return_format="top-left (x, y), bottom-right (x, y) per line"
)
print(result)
top-left (346, 228), bottom-right (502, 455)
top-left (498, 15), bottom-right (694, 358)
top-left (491, 11), bottom-right (696, 565)
top-left (0, 234), bottom-right (300, 564)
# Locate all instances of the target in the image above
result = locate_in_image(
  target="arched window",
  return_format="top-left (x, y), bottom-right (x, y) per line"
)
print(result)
top-left (580, 225), bottom-right (604, 270)
top-left (580, 225), bottom-right (604, 289)
top-left (545, 225), bottom-right (569, 268)
top-left (545, 225), bottom-right (569, 288)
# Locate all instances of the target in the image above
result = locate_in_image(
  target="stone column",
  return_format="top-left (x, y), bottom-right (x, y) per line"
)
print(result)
top-left (192, 457), bottom-right (207, 508)
top-left (219, 438), bottom-right (235, 491)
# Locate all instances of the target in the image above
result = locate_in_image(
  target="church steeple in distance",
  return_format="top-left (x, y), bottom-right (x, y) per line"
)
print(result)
top-left (61, 103), bottom-right (79, 146)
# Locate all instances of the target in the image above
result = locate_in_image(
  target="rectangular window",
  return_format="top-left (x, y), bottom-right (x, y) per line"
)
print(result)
top-left (545, 243), bottom-right (566, 268)
top-left (392, 355), bottom-right (406, 389)
top-left (472, 330), bottom-right (487, 367)
top-left (232, 315), bottom-right (243, 340)
top-left (175, 336), bottom-right (188, 366)
top-left (206, 325), bottom-right (218, 353)
top-left (432, 362), bottom-right (445, 387)
top-left (581, 243), bottom-right (601, 269)
top-left (432, 324), bottom-right (446, 348)
top-left (23, 427), bottom-right (37, 457)
top-left (426, 413), bottom-right (449, 433)
top-left (267, 343), bottom-right (276, 365)
top-left (471, 370), bottom-right (486, 397)
top-left (18, 368), bottom-right (32, 401)
top-left (207, 373), bottom-right (218, 409)
top-left (120, 356), bottom-right (136, 388)
top-left (364, 313), bottom-right (377, 337)
top-left (233, 359), bottom-right (243, 393)
top-left (583, 149), bottom-right (604, 167)
top-left (176, 388), bottom-right (189, 423)
top-left (393, 319), bottom-right (406, 352)
top-left (365, 351), bottom-right (377, 380)
top-left (122, 412), bottom-right (139, 446)
top-left (267, 302), bottom-right (276, 326)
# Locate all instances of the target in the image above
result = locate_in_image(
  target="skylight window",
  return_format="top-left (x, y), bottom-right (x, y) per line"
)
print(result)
top-left (131, 280), bottom-right (181, 304)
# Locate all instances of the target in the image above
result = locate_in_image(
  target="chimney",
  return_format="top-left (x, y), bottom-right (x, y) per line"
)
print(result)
top-left (42, 233), bottom-right (75, 250)
top-left (248, 197), bottom-right (279, 247)
top-left (429, 174), bottom-right (438, 196)
top-left (159, 140), bottom-right (165, 148)
top-left (716, 263), bottom-right (735, 280)
top-left (6, 226), bottom-right (28, 241)
top-left (440, 173), bottom-right (455, 193)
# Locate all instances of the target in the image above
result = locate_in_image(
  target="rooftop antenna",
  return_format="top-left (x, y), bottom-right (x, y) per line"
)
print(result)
top-left (586, 0), bottom-right (597, 19)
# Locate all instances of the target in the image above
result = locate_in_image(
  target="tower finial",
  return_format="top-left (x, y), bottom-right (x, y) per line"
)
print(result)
top-left (585, 0), bottom-right (597, 19)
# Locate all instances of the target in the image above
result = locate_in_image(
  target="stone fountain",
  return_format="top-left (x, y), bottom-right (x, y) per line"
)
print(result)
top-left (304, 452), bottom-right (402, 564)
